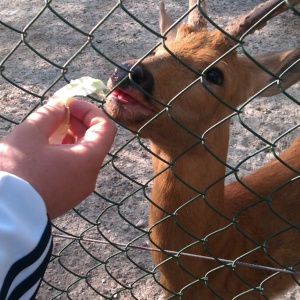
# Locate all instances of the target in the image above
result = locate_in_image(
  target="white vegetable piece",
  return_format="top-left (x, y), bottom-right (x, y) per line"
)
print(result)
top-left (49, 76), bottom-right (107, 144)
top-left (53, 76), bottom-right (107, 102)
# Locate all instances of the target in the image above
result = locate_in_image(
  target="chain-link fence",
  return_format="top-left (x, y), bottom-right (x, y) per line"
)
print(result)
top-left (1, 0), bottom-right (300, 299)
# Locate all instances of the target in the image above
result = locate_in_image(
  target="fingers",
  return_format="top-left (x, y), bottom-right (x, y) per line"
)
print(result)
top-left (67, 115), bottom-right (89, 142)
top-left (67, 100), bottom-right (116, 163)
top-left (20, 98), bottom-right (68, 141)
top-left (12, 98), bottom-right (116, 164)
top-left (68, 99), bottom-right (114, 128)
top-left (68, 99), bottom-right (116, 146)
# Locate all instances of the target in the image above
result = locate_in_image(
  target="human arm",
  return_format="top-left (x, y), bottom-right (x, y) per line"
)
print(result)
top-left (0, 98), bottom-right (116, 299)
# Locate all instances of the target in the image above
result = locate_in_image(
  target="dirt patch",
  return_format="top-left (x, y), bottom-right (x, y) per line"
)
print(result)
top-left (0, 0), bottom-right (300, 299)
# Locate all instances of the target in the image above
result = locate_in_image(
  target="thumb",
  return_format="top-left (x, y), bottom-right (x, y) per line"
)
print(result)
top-left (21, 98), bottom-right (68, 141)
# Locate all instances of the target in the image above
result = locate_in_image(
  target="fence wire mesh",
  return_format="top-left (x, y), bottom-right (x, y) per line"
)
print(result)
top-left (0, 0), bottom-right (300, 299)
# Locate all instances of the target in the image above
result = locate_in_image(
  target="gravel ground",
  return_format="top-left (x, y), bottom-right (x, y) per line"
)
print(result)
top-left (0, 0), bottom-right (300, 299)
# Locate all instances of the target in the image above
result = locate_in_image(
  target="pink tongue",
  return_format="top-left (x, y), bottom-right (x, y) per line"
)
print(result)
top-left (111, 89), bottom-right (156, 116)
top-left (114, 90), bottom-right (136, 104)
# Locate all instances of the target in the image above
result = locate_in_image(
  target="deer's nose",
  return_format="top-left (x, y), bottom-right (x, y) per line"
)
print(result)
top-left (110, 62), bottom-right (154, 94)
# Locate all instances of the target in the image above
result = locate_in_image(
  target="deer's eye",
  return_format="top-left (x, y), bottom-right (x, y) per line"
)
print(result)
top-left (205, 68), bottom-right (223, 85)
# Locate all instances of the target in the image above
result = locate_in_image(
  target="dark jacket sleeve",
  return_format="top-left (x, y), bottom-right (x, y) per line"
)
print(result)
top-left (0, 171), bottom-right (53, 300)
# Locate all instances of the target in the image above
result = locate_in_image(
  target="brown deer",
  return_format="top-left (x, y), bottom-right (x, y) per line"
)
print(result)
top-left (104, 0), bottom-right (300, 298)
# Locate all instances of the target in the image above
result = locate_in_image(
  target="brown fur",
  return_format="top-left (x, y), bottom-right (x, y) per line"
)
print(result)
top-left (105, 7), bottom-right (300, 299)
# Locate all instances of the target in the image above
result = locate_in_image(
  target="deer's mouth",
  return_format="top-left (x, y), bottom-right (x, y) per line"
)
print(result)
top-left (105, 86), bottom-right (158, 125)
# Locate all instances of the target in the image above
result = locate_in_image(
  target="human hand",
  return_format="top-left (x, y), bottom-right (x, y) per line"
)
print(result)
top-left (0, 98), bottom-right (116, 219)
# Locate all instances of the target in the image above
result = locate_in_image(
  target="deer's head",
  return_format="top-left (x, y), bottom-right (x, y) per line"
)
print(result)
top-left (105, 0), bottom-right (300, 148)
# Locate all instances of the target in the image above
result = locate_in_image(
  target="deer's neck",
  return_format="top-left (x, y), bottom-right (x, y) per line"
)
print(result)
top-left (149, 124), bottom-right (230, 236)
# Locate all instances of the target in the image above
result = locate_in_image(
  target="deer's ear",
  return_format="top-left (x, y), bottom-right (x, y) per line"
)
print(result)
top-left (250, 48), bottom-right (300, 97)
top-left (159, 1), bottom-right (207, 43)
top-left (159, 1), bottom-right (178, 41)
